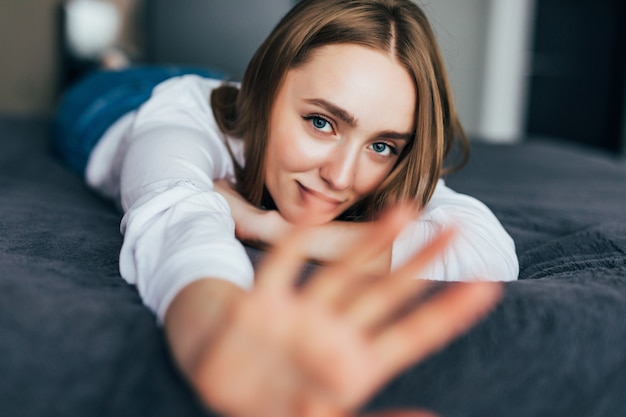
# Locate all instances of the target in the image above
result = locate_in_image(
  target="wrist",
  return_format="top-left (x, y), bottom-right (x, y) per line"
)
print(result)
top-left (262, 209), bottom-right (291, 242)
top-left (304, 221), bottom-right (393, 272)
top-left (164, 278), bottom-right (244, 377)
top-left (240, 209), bottom-right (290, 249)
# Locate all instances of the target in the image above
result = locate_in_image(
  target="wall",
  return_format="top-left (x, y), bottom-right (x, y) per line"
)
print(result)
top-left (0, 0), bottom-right (533, 132)
top-left (422, 0), bottom-right (535, 143)
top-left (145, 0), bottom-right (295, 80)
top-left (0, 0), bottom-right (291, 115)
top-left (0, 0), bottom-right (63, 116)
top-left (0, 0), bottom-right (141, 116)
top-left (420, 0), bottom-right (491, 139)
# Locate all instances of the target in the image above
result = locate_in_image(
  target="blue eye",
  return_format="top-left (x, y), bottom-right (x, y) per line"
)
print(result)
top-left (305, 115), bottom-right (334, 133)
top-left (370, 142), bottom-right (395, 156)
top-left (369, 142), bottom-right (400, 157)
top-left (312, 117), bottom-right (328, 129)
top-left (372, 143), bottom-right (387, 153)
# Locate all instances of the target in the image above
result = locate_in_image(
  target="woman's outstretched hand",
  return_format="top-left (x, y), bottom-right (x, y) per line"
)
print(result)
top-left (188, 204), bottom-right (502, 417)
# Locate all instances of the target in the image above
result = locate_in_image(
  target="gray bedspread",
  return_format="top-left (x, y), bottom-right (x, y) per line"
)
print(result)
top-left (1, 116), bottom-right (625, 417)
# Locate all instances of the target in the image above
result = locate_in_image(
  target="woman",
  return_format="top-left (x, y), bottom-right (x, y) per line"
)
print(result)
top-left (54, 0), bottom-right (517, 416)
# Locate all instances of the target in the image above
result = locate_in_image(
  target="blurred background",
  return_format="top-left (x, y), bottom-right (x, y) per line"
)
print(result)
top-left (0, 0), bottom-right (624, 156)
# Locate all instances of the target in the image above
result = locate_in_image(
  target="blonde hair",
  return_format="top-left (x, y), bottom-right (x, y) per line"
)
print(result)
top-left (212, 0), bottom-right (468, 220)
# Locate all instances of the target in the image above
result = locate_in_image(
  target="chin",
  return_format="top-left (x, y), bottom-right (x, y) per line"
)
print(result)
top-left (280, 207), bottom-right (336, 226)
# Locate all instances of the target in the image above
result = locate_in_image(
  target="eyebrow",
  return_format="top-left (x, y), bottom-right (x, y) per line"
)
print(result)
top-left (304, 98), bottom-right (357, 127)
top-left (303, 98), bottom-right (413, 141)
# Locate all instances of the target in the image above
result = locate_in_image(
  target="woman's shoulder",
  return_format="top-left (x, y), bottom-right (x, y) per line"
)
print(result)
top-left (151, 74), bottom-right (234, 99)
top-left (422, 179), bottom-right (497, 222)
top-left (123, 74), bottom-right (245, 173)
top-left (131, 75), bottom-right (241, 147)
top-left (145, 74), bottom-right (228, 116)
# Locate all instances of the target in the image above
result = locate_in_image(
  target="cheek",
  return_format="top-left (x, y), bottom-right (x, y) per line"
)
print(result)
top-left (267, 122), bottom-right (325, 174)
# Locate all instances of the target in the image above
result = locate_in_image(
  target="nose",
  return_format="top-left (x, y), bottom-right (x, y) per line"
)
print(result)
top-left (319, 144), bottom-right (358, 191)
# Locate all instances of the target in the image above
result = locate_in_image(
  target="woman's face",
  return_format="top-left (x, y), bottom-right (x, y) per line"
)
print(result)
top-left (264, 43), bottom-right (416, 225)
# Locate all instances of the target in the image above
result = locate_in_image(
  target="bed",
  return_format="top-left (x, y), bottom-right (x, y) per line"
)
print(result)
top-left (1, 113), bottom-right (625, 417)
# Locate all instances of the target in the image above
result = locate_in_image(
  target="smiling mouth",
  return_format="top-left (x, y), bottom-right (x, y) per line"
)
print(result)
top-left (296, 182), bottom-right (344, 206)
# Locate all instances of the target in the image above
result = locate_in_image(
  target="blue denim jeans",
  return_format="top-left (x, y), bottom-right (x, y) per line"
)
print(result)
top-left (52, 66), bottom-right (224, 175)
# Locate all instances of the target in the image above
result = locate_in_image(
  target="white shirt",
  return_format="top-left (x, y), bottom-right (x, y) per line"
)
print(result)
top-left (86, 75), bottom-right (518, 321)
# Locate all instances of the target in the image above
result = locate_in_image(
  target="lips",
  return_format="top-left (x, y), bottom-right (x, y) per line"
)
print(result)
top-left (296, 181), bottom-right (344, 209)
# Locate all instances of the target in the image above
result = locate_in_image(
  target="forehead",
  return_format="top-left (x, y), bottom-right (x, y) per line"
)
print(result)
top-left (282, 43), bottom-right (416, 133)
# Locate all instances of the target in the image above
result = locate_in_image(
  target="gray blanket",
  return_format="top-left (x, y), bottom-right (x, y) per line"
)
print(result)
top-left (1, 116), bottom-right (625, 417)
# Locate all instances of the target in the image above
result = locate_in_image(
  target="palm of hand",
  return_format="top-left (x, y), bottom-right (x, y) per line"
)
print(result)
top-left (193, 206), bottom-right (501, 417)
top-left (195, 289), bottom-right (384, 417)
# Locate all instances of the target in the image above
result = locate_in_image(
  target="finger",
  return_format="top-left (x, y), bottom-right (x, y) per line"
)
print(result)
top-left (255, 224), bottom-right (314, 293)
top-left (339, 204), bottom-right (419, 271)
top-left (344, 277), bottom-right (432, 334)
top-left (343, 228), bottom-right (455, 331)
top-left (303, 204), bottom-right (417, 305)
top-left (371, 281), bottom-right (502, 380)
top-left (390, 227), bottom-right (456, 282)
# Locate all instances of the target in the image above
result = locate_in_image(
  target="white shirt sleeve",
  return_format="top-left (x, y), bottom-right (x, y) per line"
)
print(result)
top-left (89, 75), bottom-right (253, 321)
top-left (392, 179), bottom-right (519, 282)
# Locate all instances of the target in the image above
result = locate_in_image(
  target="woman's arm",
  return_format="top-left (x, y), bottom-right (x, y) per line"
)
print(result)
top-left (164, 278), bottom-right (244, 378)
top-left (163, 206), bottom-right (503, 417)
top-left (111, 76), bottom-right (256, 319)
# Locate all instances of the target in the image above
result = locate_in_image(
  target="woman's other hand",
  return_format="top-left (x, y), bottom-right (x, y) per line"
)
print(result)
top-left (213, 179), bottom-right (393, 272)
top-left (189, 204), bottom-right (502, 417)
top-left (213, 179), bottom-right (288, 248)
